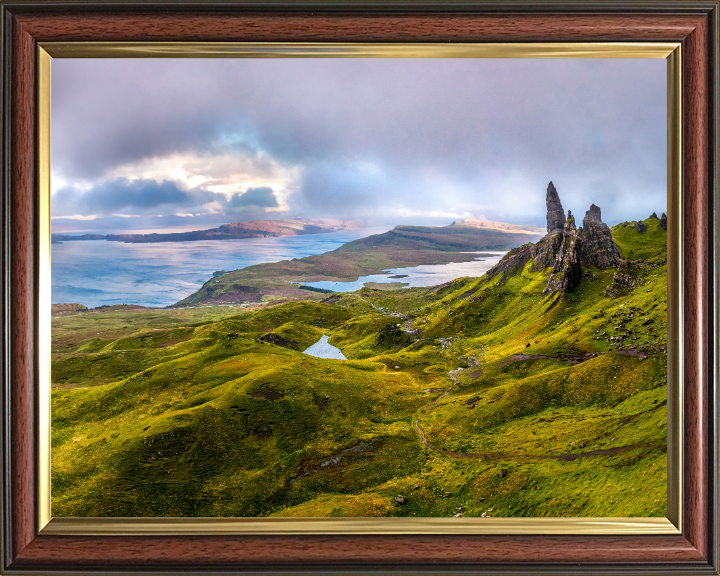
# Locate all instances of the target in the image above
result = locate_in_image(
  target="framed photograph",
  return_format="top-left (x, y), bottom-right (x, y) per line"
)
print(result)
top-left (1, 1), bottom-right (717, 574)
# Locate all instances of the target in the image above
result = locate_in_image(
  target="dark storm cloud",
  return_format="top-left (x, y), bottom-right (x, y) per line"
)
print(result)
top-left (226, 187), bottom-right (278, 211)
top-left (52, 177), bottom-right (222, 216)
top-left (51, 57), bottom-right (666, 227)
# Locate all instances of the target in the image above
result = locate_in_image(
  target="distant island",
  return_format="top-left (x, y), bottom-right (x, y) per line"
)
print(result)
top-left (51, 217), bottom-right (368, 244)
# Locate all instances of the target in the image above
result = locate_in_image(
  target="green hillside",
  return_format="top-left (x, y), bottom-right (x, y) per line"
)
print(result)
top-left (51, 217), bottom-right (667, 518)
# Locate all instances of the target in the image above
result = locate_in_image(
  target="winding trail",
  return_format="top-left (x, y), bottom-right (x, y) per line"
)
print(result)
top-left (351, 291), bottom-right (662, 464)
top-left (413, 420), bottom-right (663, 462)
top-left (352, 294), bottom-right (385, 313)
top-left (422, 388), bottom-right (450, 411)
top-left (351, 294), bottom-right (418, 338)
top-left (414, 357), bottom-right (664, 462)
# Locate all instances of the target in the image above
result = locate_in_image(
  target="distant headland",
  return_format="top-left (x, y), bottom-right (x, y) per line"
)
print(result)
top-left (51, 218), bottom-right (368, 244)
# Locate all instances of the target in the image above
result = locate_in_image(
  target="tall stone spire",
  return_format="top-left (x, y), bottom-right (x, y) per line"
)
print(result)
top-left (546, 181), bottom-right (566, 235)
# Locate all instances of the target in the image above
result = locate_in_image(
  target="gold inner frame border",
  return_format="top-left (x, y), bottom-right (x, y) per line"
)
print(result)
top-left (36, 41), bottom-right (682, 536)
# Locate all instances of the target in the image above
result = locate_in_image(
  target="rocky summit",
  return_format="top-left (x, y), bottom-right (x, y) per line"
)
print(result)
top-left (540, 185), bottom-right (622, 294)
top-left (583, 204), bottom-right (602, 225)
top-left (490, 182), bottom-right (625, 295)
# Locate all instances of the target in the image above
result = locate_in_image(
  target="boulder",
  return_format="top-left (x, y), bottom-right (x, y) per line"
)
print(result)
top-left (604, 260), bottom-right (644, 298)
top-left (660, 213), bottom-right (667, 230)
top-left (635, 220), bottom-right (648, 233)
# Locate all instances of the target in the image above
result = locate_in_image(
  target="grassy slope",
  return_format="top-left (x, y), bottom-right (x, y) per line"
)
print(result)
top-left (51, 217), bottom-right (667, 518)
top-left (51, 304), bottom-right (266, 388)
top-left (174, 224), bottom-right (544, 306)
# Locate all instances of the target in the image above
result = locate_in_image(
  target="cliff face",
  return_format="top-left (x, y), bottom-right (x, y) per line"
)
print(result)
top-left (530, 232), bottom-right (562, 273)
top-left (578, 204), bottom-right (622, 269)
top-left (544, 212), bottom-right (583, 294)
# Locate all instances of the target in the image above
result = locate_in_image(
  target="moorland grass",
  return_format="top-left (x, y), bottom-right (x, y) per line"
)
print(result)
top-left (51, 218), bottom-right (667, 517)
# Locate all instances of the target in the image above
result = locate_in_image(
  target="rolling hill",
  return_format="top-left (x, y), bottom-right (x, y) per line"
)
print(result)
top-left (50, 205), bottom-right (668, 518)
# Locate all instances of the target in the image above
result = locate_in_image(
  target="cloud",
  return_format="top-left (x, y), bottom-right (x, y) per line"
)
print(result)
top-left (226, 187), bottom-right (279, 211)
top-left (52, 177), bottom-right (223, 217)
top-left (51, 58), bottom-right (667, 228)
top-left (295, 160), bottom-right (387, 216)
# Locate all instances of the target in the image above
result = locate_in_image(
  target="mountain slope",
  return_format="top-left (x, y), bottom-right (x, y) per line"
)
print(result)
top-left (51, 216), bottom-right (667, 518)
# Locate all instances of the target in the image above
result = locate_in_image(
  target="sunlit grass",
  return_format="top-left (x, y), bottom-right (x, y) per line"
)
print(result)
top-left (52, 218), bottom-right (667, 518)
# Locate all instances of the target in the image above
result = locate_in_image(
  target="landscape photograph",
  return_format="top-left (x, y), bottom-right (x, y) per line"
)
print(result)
top-left (49, 57), bottom-right (668, 518)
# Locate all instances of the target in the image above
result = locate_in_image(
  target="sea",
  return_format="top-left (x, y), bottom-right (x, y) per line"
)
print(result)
top-left (51, 226), bottom-right (506, 309)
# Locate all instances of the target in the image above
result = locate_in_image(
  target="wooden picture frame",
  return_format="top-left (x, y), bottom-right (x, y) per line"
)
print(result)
top-left (1, 1), bottom-right (717, 573)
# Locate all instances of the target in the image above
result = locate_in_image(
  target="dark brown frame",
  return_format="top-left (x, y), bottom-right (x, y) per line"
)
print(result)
top-left (1, 1), bottom-right (718, 574)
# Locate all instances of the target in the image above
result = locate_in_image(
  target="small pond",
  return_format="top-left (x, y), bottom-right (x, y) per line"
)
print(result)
top-left (302, 335), bottom-right (347, 360)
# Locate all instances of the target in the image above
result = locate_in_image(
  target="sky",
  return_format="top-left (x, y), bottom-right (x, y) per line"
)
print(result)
top-left (50, 57), bottom-right (666, 234)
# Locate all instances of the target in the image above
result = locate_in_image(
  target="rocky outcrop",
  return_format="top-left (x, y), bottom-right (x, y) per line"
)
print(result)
top-left (259, 332), bottom-right (299, 350)
top-left (484, 183), bottom-right (623, 295)
top-left (544, 212), bottom-right (583, 294)
top-left (530, 232), bottom-right (563, 272)
top-left (660, 213), bottom-right (667, 230)
top-left (604, 260), bottom-right (644, 298)
top-left (546, 182), bottom-right (566, 234)
top-left (649, 212), bottom-right (659, 220)
top-left (531, 183), bottom-right (622, 294)
top-left (577, 204), bottom-right (622, 269)
top-left (375, 323), bottom-right (414, 349)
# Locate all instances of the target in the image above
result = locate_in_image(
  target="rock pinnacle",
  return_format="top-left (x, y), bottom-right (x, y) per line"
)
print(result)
top-left (583, 204), bottom-right (602, 227)
top-left (546, 182), bottom-right (566, 235)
